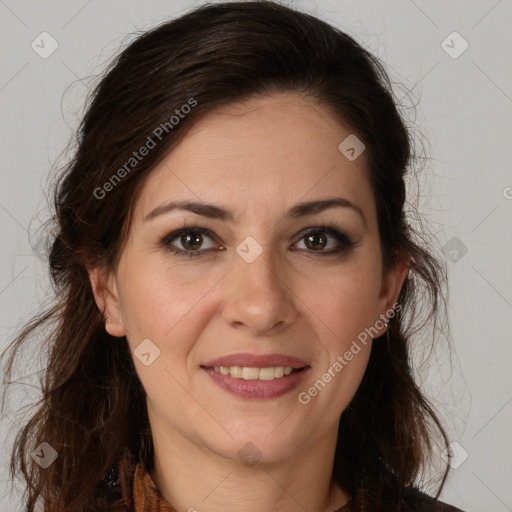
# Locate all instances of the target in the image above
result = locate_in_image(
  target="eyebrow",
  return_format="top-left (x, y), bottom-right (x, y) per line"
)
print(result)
top-left (144, 197), bottom-right (366, 225)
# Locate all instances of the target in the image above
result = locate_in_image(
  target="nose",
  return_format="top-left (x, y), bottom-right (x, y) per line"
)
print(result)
top-left (221, 245), bottom-right (298, 337)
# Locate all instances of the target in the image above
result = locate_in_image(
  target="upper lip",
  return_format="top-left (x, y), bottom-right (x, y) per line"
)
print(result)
top-left (202, 353), bottom-right (309, 369)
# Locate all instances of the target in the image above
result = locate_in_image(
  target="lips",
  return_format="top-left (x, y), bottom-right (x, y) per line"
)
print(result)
top-left (203, 367), bottom-right (309, 399)
top-left (201, 353), bottom-right (310, 400)
top-left (202, 353), bottom-right (309, 369)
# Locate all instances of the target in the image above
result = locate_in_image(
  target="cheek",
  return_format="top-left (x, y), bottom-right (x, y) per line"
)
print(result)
top-left (116, 256), bottom-right (222, 358)
top-left (297, 269), bottom-right (377, 417)
top-left (304, 258), bottom-right (383, 344)
top-left (115, 260), bottom-right (219, 417)
top-left (296, 253), bottom-right (382, 408)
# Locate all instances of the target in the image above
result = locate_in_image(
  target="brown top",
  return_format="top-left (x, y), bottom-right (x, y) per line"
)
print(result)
top-left (132, 463), bottom-right (174, 512)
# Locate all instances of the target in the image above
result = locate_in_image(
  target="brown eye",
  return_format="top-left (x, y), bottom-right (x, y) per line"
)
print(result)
top-left (294, 226), bottom-right (355, 255)
top-left (305, 232), bottom-right (328, 251)
top-left (161, 227), bottom-right (218, 257)
top-left (181, 232), bottom-right (203, 250)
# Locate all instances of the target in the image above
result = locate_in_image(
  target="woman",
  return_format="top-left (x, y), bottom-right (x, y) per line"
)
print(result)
top-left (1, 2), bottom-right (464, 511)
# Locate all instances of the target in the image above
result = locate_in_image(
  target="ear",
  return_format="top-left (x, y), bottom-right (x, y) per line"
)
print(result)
top-left (375, 249), bottom-right (409, 336)
top-left (88, 266), bottom-right (126, 337)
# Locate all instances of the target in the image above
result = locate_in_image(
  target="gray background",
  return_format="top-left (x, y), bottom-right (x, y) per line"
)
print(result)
top-left (1, 1), bottom-right (511, 510)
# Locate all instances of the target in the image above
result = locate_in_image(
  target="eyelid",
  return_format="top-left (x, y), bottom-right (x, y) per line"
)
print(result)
top-left (161, 226), bottom-right (219, 249)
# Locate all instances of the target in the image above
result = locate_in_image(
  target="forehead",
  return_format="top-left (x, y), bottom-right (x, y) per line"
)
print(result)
top-left (134, 93), bottom-right (376, 224)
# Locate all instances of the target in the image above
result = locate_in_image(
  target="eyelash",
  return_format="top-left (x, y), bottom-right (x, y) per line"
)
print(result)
top-left (161, 221), bottom-right (355, 258)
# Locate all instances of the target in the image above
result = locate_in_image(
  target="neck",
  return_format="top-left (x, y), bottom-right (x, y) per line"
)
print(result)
top-left (148, 419), bottom-right (350, 512)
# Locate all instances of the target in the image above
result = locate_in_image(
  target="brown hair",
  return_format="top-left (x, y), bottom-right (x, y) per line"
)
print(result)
top-left (1, 1), bottom-right (450, 510)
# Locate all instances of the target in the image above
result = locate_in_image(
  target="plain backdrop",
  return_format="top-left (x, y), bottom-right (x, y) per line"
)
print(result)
top-left (1, 1), bottom-right (511, 511)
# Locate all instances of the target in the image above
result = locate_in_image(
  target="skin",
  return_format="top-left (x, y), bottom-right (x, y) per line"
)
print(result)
top-left (90, 93), bottom-right (408, 512)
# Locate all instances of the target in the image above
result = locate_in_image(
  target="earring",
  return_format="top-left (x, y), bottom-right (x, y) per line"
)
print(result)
top-left (384, 319), bottom-right (391, 345)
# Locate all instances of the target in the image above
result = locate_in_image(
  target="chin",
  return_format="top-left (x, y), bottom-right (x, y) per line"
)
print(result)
top-left (198, 423), bottom-right (310, 465)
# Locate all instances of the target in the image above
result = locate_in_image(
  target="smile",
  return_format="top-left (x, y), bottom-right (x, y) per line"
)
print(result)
top-left (202, 366), bottom-right (309, 399)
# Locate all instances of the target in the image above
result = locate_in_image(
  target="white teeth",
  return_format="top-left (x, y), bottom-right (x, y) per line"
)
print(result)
top-left (274, 366), bottom-right (285, 378)
top-left (230, 366), bottom-right (243, 378)
top-left (242, 367), bottom-right (260, 380)
top-left (212, 366), bottom-right (296, 380)
top-left (258, 367), bottom-right (275, 380)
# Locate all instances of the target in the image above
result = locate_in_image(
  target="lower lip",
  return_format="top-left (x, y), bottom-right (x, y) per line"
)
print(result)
top-left (202, 367), bottom-right (310, 399)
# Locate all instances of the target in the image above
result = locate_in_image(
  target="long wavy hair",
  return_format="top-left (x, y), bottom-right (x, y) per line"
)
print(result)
top-left (1, 2), bottom-right (450, 510)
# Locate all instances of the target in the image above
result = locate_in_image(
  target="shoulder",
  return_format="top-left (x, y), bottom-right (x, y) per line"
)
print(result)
top-left (349, 472), bottom-right (466, 512)
top-left (400, 486), bottom-right (465, 512)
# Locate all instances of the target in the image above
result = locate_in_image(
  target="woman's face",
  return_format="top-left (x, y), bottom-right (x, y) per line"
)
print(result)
top-left (93, 93), bottom-right (406, 464)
